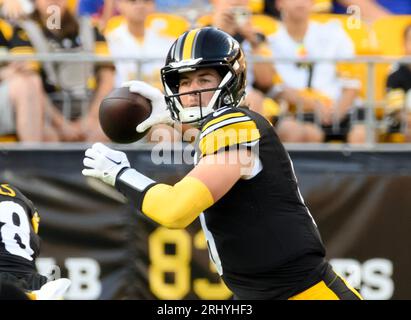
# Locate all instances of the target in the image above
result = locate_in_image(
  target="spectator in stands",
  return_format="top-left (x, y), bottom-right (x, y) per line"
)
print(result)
top-left (77, 0), bottom-right (104, 16)
top-left (77, 0), bottom-right (116, 31)
top-left (106, 0), bottom-right (174, 89)
top-left (332, 0), bottom-right (411, 23)
top-left (13, 0), bottom-right (115, 142)
top-left (0, 19), bottom-right (62, 142)
top-left (268, 0), bottom-right (365, 143)
top-left (155, 0), bottom-right (206, 12)
top-left (266, 0), bottom-right (411, 21)
top-left (106, 0), bottom-right (191, 142)
top-left (385, 24), bottom-right (411, 142)
top-left (265, 0), bottom-right (332, 17)
top-left (0, 0), bottom-right (34, 20)
top-left (209, 0), bottom-right (276, 114)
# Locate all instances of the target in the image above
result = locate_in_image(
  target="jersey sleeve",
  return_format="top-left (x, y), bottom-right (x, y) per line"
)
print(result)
top-left (198, 108), bottom-right (261, 158)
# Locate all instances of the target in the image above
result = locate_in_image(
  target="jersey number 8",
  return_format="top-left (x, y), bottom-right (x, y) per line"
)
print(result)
top-left (0, 201), bottom-right (34, 261)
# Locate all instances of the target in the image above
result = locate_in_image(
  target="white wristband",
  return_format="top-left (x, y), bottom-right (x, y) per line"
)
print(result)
top-left (117, 168), bottom-right (155, 192)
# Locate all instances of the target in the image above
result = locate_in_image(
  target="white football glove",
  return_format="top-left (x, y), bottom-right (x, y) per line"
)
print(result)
top-left (122, 80), bottom-right (174, 132)
top-left (82, 143), bottom-right (130, 186)
top-left (32, 278), bottom-right (71, 300)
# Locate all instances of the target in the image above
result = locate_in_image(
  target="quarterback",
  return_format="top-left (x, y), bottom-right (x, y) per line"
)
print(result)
top-left (83, 27), bottom-right (362, 300)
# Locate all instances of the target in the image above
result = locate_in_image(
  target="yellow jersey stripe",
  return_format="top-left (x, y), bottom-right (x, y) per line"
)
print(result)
top-left (202, 112), bottom-right (247, 132)
top-left (199, 120), bottom-right (260, 156)
top-left (182, 28), bottom-right (200, 60)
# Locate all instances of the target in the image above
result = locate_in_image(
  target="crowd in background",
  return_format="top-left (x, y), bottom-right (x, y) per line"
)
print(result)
top-left (0, 0), bottom-right (411, 144)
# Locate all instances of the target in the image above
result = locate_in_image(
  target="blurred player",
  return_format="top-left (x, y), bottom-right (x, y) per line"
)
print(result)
top-left (0, 183), bottom-right (70, 299)
top-left (0, 183), bottom-right (47, 290)
top-left (83, 27), bottom-right (362, 300)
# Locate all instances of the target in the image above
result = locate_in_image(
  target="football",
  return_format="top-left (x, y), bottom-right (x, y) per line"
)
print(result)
top-left (99, 87), bottom-right (152, 143)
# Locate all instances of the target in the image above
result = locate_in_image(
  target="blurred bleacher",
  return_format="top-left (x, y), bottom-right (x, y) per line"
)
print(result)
top-left (0, 0), bottom-right (411, 145)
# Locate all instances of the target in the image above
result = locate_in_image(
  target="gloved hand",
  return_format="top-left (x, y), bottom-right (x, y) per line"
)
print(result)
top-left (82, 143), bottom-right (130, 186)
top-left (122, 80), bottom-right (174, 132)
top-left (31, 278), bottom-right (72, 300)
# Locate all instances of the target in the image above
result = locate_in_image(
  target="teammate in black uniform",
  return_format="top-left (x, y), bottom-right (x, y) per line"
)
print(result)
top-left (83, 27), bottom-right (362, 300)
top-left (0, 183), bottom-right (48, 291)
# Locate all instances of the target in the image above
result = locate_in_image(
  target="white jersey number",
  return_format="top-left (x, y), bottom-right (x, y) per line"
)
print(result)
top-left (0, 201), bottom-right (34, 261)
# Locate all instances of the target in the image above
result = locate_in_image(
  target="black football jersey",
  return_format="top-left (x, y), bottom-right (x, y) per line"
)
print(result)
top-left (195, 106), bottom-right (327, 299)
top-left (0, 184), bottom-right (41, 274)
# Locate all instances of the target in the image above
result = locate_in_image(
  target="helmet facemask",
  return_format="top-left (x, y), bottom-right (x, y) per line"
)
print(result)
top-left (162, 62), bottom-right (245, 126)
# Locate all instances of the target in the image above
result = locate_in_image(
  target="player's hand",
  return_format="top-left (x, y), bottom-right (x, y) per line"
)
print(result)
top-left (122, 80), bottom-right (174, 133)
top-left (82, 143), bottom-right (130, 186)
top-left (32, 278), bottom-right (71, 300)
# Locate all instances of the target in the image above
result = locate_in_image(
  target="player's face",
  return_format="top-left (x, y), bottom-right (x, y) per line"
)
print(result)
top-left (277, 0), bottom-right (313, 21)
top-left (178, 68), bottom-right (222, 108)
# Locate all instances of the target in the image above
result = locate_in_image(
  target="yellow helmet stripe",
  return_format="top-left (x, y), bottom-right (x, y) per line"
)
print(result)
top-left (182, 28), bottom-right (201, 60)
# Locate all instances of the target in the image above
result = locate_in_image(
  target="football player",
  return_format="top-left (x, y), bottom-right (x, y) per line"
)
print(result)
top-left (0, 183), bottom-right (71, 299)
top-left (82, 27), bottom-right (362, 300)
top-left (0, 183), bottom-right (47, 290)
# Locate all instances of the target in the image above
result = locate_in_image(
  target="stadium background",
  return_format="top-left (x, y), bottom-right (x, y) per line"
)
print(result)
top-left (0, 0), bottom-right (411, 300)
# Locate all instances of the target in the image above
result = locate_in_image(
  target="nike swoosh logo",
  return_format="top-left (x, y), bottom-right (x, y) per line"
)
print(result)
top-left (106, 156), bottom-right (122, 165)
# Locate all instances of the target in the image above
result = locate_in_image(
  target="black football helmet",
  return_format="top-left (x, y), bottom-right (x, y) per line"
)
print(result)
top-left (161, 27), bottom-right (247, 125)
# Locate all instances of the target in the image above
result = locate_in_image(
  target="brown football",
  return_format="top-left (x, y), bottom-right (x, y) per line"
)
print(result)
top-left (99, 87), bottom-right (152, 143)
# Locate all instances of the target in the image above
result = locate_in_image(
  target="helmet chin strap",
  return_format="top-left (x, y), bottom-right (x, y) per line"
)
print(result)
top-left (178, 107), bottom-right (204, 123)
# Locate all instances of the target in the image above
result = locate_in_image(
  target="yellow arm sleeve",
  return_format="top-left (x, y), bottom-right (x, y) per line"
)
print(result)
top-left (142, 176), bottom-right (214, 229)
